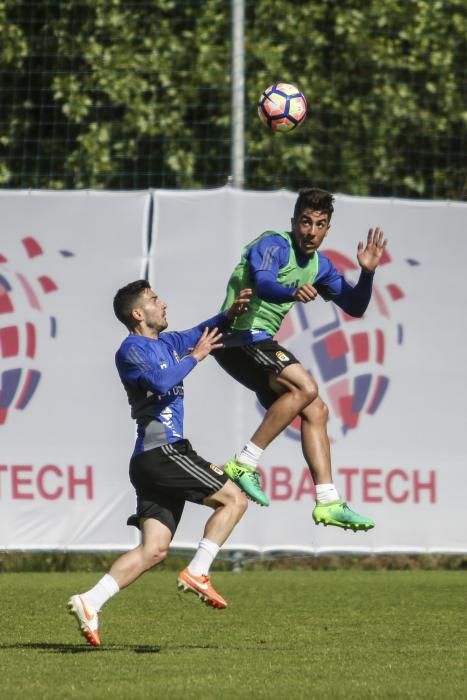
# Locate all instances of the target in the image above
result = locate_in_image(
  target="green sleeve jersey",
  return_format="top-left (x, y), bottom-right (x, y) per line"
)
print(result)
top-left (221, 230), bottom-right (319, 336)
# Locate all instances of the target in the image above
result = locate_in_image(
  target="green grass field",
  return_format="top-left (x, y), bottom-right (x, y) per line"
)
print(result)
top-left (0, 569), bottom-right (464, 699)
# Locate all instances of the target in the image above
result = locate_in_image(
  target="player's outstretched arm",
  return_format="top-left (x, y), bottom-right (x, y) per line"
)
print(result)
top-left (357, 227), bottom-right (388, 273)
top-left (168, 288), bottom-right (250, 361)
top-left (191, 327), bottom-right (224, 362)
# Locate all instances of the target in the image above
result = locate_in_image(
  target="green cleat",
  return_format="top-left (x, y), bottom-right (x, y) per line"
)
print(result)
top-left (312, 500), bottom-right (375, 531)
top-left (223, 458), bottom-right (270, 507)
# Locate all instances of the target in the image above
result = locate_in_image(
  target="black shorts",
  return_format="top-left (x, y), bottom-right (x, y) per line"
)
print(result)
top-left (214, 338), bottom-right (299, 409)
top-left (127, 439), bottom-right (227, 536)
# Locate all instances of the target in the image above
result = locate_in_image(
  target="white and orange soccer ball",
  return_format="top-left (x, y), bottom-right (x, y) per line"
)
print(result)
top-left (257, 82), bottom-right (307, 133)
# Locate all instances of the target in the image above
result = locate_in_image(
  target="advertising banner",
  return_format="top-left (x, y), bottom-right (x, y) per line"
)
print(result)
top-left (150, 188), bottom-right (467, 553)
top-left (0, 190), bottom-right (149, 550)
top-left (1, 187), bottom-right (466, 553)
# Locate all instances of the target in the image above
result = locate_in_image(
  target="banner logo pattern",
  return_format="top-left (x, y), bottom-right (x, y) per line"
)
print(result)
top-left (275, 249), bottom-right (414, 442)
top-left (0, 236), bottom-right (73, 425)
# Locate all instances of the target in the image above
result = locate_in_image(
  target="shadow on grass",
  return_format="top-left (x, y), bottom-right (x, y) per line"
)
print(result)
top-left (0, 642), bottom-right (161, 654)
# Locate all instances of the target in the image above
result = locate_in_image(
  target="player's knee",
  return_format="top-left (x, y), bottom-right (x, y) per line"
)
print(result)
top-left (235, 489), bottom-right (249, 517)
top-left (316, 397), bottom-right (329, 423)
top-left (298, 378), bottom-right (318, 407)
top-left (223, 484), bottom-right (249, 519)
top-left (227, 485), bottom-right (248, 511)
top-left (143, 543), bottom-right (169, 569)
top-left (303, 396), bottom-right (329, 424)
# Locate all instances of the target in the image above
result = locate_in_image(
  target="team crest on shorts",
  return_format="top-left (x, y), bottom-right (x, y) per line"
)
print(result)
top-left (275, 351), bottom-right (289, 362)
top-left (209, 464), bottom-right (223, 476)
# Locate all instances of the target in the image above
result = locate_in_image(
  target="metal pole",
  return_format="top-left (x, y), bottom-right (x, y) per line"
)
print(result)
top-left (231, 0), bottom-right (245, 189)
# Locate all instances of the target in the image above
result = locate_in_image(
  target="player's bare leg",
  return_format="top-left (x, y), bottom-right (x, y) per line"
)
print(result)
top-left (177, 482), bottom-right (248, 608)
top-left (299, 392), bottom-right (375, 531)
top-left (109, 518), bottom-right (171, 588)
top-left (251, 365), bottom-right (318, 448)
top-left (68, 519), bottom-right (171, 646)
top-left (201, 481), bottom-right (248, 545)
top-left (239, 363), bottom-right (374, 531)
top-left (224, 366), bottom-right (315, 506)
top-left (299, 396), bottom-right (333, 484)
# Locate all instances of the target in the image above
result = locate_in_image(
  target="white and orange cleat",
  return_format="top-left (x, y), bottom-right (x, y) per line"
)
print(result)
top-left (177, 567), bottom-right (228, 609)
top-left (68, 594), bottom-right (101, 647)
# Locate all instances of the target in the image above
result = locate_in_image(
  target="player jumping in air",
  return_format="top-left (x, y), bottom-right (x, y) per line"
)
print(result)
top-left (215, 187), bottom-right (387, 531)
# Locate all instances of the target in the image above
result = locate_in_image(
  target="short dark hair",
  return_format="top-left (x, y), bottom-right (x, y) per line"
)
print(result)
top-left (293, 187), bottom-right (335, 221)
top-left (113, 279), bottom-right (150, 329)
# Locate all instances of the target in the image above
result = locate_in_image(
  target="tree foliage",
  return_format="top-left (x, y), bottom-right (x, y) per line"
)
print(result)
top-left (0, 0), bottom-right (465, 198)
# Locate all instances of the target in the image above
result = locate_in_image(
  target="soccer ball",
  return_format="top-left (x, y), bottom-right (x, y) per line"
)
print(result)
top-left (257, 82), bottom-right (307, 133)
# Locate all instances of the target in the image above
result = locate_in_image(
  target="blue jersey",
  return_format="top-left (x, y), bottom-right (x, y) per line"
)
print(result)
top-left (223, 231), bottom-right (374, 346)
top-left (116, 312), bottom-right (229, 457)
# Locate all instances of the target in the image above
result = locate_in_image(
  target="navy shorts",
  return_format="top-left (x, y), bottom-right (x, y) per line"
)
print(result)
top-left (214, 338), bottom-right (299, 409)
top-left (127, 439), bottom-right (227, 536)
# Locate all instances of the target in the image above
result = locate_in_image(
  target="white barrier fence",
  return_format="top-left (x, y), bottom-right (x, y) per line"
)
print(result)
top-left (1, 188), bottom-right (466, 553)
